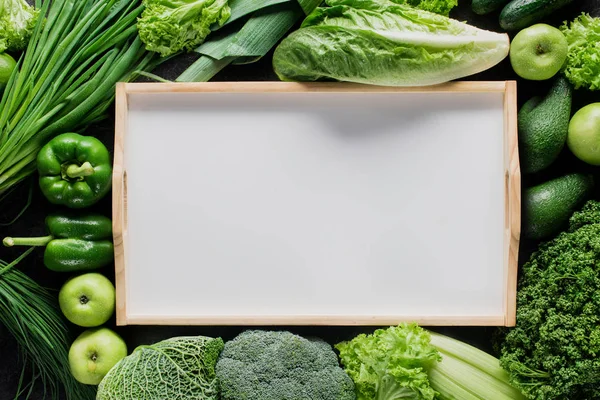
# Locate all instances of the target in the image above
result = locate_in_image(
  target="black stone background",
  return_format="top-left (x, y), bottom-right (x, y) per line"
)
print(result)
top-left (1, 0), bottom-right (600, 398)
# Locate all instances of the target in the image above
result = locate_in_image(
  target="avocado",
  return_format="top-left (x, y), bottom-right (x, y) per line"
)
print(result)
top-left (519, 77), bottom-right (572, 174)
top-left (524, 173), bottom-right (594, 240)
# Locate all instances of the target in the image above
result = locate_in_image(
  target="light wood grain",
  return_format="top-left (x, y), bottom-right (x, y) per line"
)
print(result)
top-left (115, 81), bottom-right (520, 327)
top-left (503, 80), bottom-right (520, 327)
top-left (123, 81), bottom-right (507, 94)
top-left (124, 315), bottom-right (507, 326)
top-left (113, 83), bottom-right (128, 326)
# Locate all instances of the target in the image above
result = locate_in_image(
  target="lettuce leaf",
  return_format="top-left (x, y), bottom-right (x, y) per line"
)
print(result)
top-left (389, 0), bottom-right (457, 16)
top-left (0, 0), bottom-right (39, 52)
top-left (335, 323), bottom-right (441, 400)
top-left (138, 0), bottom-right (231, 57)
top-left (560, 13), bottom-right (600, 91)
top-left (273, 0), bottom-right (509, 86)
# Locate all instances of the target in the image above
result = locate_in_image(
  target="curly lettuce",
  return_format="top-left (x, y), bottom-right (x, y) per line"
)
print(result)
top-left (390, 0), bottom-right (458, 16)
top-left (560, 13), bottom-right (600, 90)
top-left (138, 0), bottom-right (231, 57)
top-left (336, 323), bottom-right (441, 400)
top-left (0, 0), bottom-right (39, 52)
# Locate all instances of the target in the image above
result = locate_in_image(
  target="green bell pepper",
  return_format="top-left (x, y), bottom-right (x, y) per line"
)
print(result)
top-left (38, 132), bottom-right (112, 208)
top-left (3, 214), bottom-right (114, 272)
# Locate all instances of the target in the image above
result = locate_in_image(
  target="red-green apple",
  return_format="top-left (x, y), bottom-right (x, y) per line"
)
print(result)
top-left (567, 103), bottom-right (600, 165)
top-left (510, 24), bottom-right (568, 81)
top-left (59, 273), bottom-right (115, 327)
top-left (68, 327), bottom-right (127, 385)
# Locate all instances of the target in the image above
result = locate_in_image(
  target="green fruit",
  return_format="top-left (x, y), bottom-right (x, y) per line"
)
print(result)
top-left (500, 0), bottom-right (574, 31)
top-left (0, 53), bottom-right (16, 91)
top-left (68, 327), bottom-right (127, 385)
top-left (518, 76), bottom-right (572, 173)
top-left (59, 273), bottom-right (115, 328)
top-left (472, 0), bottom-right (511, 15)
top-left (567, 103), bottom-right (600, 166)
top-left (524, 173), bottom-right (594, 240)
top-left (510, 24), bottom-right (568, 81)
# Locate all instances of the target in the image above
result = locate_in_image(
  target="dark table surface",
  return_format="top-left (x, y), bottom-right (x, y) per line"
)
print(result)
top-left (2, 0), bottom-right (600, 398)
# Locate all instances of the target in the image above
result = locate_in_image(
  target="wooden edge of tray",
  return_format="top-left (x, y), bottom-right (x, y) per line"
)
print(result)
top-left (503, 80), bottom-right (521, 327)
top-left (114, 80), bottom-right (519, 327)
top-left (121, 80), bottom-right (508, 94)
top-left (113, 82), bottom-right (128, 326)
top-left (123, 315), bottom-right (508, 326)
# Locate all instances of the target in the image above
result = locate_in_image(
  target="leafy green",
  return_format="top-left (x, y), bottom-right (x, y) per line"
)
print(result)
top-left (138, 0), bottom-right (231, 57)
top-left (335, 323), bottom-right (440, 400)
top-left (0, 0), bottom-right (39, 52)
top-left (273, 0), bottom-right (509, 86)
top-left (216, 330), bottom-right (356, 400)
top-left (498, 200), bottom-right (600, 399)
top-left (177, 0), bottom-right (322, 82)
top-left (97, 336), bottom-right (224, 400)
top-left (389, 0), bottom-right (457, 16)
top-left (560, 13), bottom-right (600, 90)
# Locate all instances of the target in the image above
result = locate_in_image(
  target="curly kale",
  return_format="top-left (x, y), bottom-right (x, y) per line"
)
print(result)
top-left (498, 200), bottom-right (600, 400)
top-left (216, 330), bottom-right (356, 400)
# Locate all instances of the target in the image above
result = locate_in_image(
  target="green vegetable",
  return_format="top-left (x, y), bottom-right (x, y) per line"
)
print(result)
top-left (499, 0), bottom-right (574, 31)
top-left (272, 0), bottom-right (509, 87)
top-left (560, 13), bottom-right (600, 90)
top-left (37, 133), bottom-right (112, 208)
top-left (0, 250), bottom-right (96, 400)
top-left (335, 323), bottom-right (440, 400)
top-left (0, 0), bottom-right (39, 52)
top-left (524, 173), bottom-right (593, 240)
top-left (178, 0), bottom-right (323, 82)
top-left (97, 336), bottom-right (224, 400)
top-left (498, 200), bottom-right (600, 399)
top-left (138, 0), bottom-right (231, 57)
top-left (391, 0), bottom-right (458, 16)
top-left (0, 52), bottom-right (16, 91)
top-left (518, 76), bottom-right (572, 174)
top-left (217, 330), bottom-right (356, 400)
top-left (3, 214), bottom-right (114, 272)
top-left (427, 332), bottom-right (525, 400)
top-left (472, 0), bottom-right (510, 15)
top-left (0, 0), bottom-right (157, 197)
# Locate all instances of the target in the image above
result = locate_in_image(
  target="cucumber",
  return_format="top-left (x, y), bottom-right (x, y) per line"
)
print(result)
top-left (499, 0), bottom-right (574, 31)
top-left (472, 0), bottom-right (510, 15)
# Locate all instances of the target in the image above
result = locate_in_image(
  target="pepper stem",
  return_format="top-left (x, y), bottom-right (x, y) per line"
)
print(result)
top-left (3, 235), bottom-right (54, 247)
top-left (66, 162), bottom-right (95, 179)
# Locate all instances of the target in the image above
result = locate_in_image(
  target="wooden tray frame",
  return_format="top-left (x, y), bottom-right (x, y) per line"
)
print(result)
top-left (113, 81), bottom-right (520, 327)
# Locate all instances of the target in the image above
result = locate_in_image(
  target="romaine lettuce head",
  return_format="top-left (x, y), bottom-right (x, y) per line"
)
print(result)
top-left (138, 0), bottom-right (230, 57)
top-left (273, 0), bottom-right (509, 86)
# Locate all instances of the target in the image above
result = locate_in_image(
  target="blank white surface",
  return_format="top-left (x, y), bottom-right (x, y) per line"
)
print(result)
top-left (124, 91), bottom-right (506, 320)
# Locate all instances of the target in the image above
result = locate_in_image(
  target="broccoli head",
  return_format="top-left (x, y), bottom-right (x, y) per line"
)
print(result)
top-left (498, 200), bottom-right (600, 399)
top-left (0, 0), bottom-right (39, 52)
top-left (216, 330), bottom-right (356, 400)
top-left (137, 0), bottom-right (230, 57)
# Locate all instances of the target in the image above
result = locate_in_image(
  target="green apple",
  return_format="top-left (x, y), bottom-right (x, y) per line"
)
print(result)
top-left (567, 103), bottom-right (600, 165)
top-left (510, 24), bottom-right (568, 81)
top-left (0, 53), bottom-right (16, 91)
top-left (59, 273), bottom-right (115, 327)
top-left (68, 327), bottom-right (127, 385)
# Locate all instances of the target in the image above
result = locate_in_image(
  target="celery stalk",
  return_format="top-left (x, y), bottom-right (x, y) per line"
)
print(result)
top-left (428, 332), bottom-right (526, 400)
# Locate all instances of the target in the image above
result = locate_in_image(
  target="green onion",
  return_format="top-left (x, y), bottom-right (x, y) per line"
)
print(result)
top-left (0, 0), bottom-right (157, 195)
top-left (0, 250), bottom-right (96, 400)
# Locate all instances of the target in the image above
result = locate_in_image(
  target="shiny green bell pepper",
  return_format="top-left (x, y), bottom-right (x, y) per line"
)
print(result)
top-left (37, 132), bottom-right (112, 208)
top-left (3, 214), bottom-right (114, 272)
